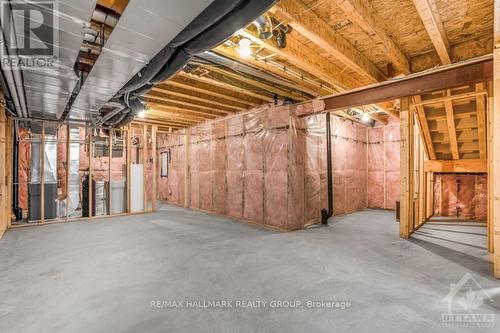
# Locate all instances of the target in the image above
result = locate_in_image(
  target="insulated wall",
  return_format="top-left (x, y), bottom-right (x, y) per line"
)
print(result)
top-left (158, 105), bottom-right (371, 230)
top-left (367, 118), bottom-right (401, 210)
top-left (433, 174), bottom-right (487, 220)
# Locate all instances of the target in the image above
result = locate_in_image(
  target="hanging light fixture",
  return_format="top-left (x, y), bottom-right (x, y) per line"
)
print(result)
top-left (237, 37), bottom-right (252, 58)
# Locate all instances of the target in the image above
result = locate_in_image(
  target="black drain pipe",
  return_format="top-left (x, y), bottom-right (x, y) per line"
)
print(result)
top-left (321, 112), bottom-right (333, 225)
top-left (12, 121), bottom-right (22, 220)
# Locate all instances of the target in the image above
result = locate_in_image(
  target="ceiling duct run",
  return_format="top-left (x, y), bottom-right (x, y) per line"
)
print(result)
top-left (69, 0), bottom-right (216, 123)
top-left (96, 0), bottom-right (278, 128)
top-left (1, 0), bottom-right (97, 120)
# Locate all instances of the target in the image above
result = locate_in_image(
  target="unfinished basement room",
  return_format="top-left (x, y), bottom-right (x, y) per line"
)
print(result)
top-left (1, 0), bottom-right (500, 331)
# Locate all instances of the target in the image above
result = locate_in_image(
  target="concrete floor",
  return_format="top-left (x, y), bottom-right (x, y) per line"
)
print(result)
top-left (0, 205), bottom-right (499, 333)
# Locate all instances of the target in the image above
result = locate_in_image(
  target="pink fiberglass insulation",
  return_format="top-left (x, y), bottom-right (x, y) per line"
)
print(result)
top-left (366, 119), bottom-right (401, 210)
top-left (157, 131), bottom-right (185, 206)
top-left (18, 128), bottom-right (30, 211)
top-left (433, 174), bottom-right (487, 220)
top-left (157, 102), bottom-right (387, 230)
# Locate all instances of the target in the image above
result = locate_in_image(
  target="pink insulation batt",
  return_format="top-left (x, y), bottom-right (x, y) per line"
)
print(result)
top-left (157, 102), bottom-right (402, 231)
top-left (433, 174), bottom-right (487, 220)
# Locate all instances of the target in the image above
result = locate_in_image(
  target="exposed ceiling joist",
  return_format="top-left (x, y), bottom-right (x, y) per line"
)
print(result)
top-left (206, 66), bottom-right (308, 101)
top-left (331, 0), bottom-right (410, 75)
top-left (166, 79), bottom-right (259, 106)
top-left (178, 71), bottom-right (274, 102)
top-left (146, 94), bottom-right (233, 115)
top-left (270, 0), bottom-right (386, 83)
top-left (151, 86), bottom-right (247, 111)
top-left (412, 0), bottom-right (451, 65)
top-left (238, 30), bottom-right (360, 91)
top-left (214, 45), bottom-right (330, 97)
top-left (148, 102), bottom-right (221, 119)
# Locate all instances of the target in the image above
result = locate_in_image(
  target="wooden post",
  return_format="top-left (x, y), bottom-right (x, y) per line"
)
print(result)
top-left (418, 136), bottom-right (426, 226)
top-left (66, 125), bottom-right (70, 221)
top-left (0, 97), bottom-right (7, 238)
top-left (40, 123), bottom-right (45, 223)
top-left (488, 81), bottom-right (494, 253)
top-left (108, 130), bottom-right (112, 215)
top-left (142, 124), bottom-right (148, 212)
top-left (152, 125), bottom-right (158, 211)
top-left (89, 131), bottom-right (93, 220)
top-left (126, 126), bottom-right (131, 214)
top-left (493, 0), bottom-right (500, 277)
top-left (184, 130), bottom-right (190, 208)
top-left (400, 97), bottom-right (414, 238)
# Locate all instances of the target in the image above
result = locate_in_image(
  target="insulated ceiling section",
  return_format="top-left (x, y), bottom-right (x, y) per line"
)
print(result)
top-left (12, 0), bottom-right (97, 119)
top-left (70, 0), bottom-right (215, 121)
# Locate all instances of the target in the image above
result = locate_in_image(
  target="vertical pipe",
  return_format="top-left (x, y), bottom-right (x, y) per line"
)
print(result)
top-left (12, 120), bottom-right (21, 220)
top-left (126, 126), bottom-right (131, 214)
top-left (322, 111), bottom-right (333, 224)
top-left (89, 131), bottom-right (93, 220)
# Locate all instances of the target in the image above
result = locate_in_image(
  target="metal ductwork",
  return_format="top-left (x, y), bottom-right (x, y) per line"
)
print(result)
top-left (95, 0), bottom-right (278, 128)
top-left (69, 0), bottom-right (216, 123)
top-left (253, 15), bottom-right (273, 40)
top-left (1, 0), bottom-right (97, 120)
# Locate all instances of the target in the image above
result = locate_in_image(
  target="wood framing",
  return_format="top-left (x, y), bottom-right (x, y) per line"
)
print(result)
top-left (178, 72), bottom-right (274, 102)
top-left (493, 1), bottom-right (500, 278)
top-left (412, 0), bottom-right (451, 65)
top-left (165, 79), bottom-right (259, 106)
top-left (400, 97), bottom-right (414, 238)
top-left (238, 30), bottom-right (360, 90)
top-left (412, 95), bottom-right (436, 159)
top-left (152, 125), bottom-right (158, 211)
top-left (444, 90), bottom-right (459, 159)
top-left (151, 86), bottom-right (248, 111)
top-left (331, 0), bottom-right (411, 75)
top-left (270, 0), bottom-right (386, 83)
top-left (475, 83), bottom-right (487, 159)
top-left (424, 159), bottom-right (487, 173)
top-left (0, 96), bottom-right (7, 238)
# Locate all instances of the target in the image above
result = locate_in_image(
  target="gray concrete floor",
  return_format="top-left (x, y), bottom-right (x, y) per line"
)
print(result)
top-left (0, 205), bottom-right (499, 333)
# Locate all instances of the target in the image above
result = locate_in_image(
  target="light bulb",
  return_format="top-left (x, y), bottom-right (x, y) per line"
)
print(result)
top-left (138, 110), bottom-right (146, 118)
top-left (237, 38), bottom-right (252, 58)
top-left (362, 113), bottom-right (370, 122)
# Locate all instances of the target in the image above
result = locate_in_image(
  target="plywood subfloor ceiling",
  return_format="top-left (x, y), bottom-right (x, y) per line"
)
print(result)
top-left (138, 0), bottom-right (493, 130)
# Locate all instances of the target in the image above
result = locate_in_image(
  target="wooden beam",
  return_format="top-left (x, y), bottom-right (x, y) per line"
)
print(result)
top-left (0, 93), bottom-right (6, 238)
top-left (410, 90), bottom-right (487, 108)
top-left (400, 97), bottom-right (414, 238)
top-left (331, 0), bottom-right (410, 75)
top-left (206, 66), bottom-right (308, 101)
top-left (148, 102), bottom-right (220, 118)
top-left (238, 30), bottom-right (361, 90)
top-left (146, 94), bottom-right (232, 115)
top-left (152, 125), bottom-right (158, 211)
top-left (444, 90), bottom-right (459, 159)
top-left (412, 95), bottom-right (436, 159)
top-left (412, 0), bottom-right (451, 65)
top-left (424, 159), bottom-right (487, 173)
top-left (475, 83), bottom-right (487, 159)
top-left (151, 86), bottom-right (248, 111)
top-left (271, 0), bottom-right (386, 83)
top-left (166, 79), bottom-right (259, 106)
top-left (178, 71), bottom-right (274, 102)
top-left (493, 1), bottom-right (500, 277)
top-left (322, 57), bottom-right (492, 113)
